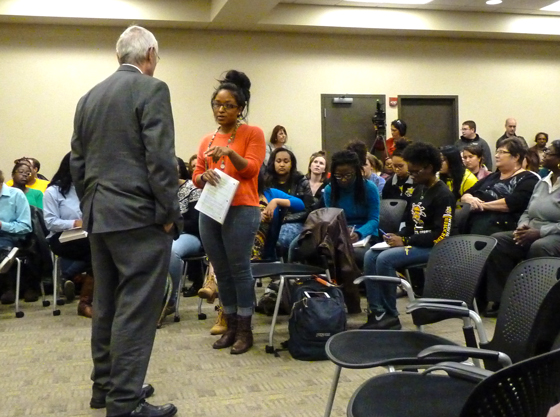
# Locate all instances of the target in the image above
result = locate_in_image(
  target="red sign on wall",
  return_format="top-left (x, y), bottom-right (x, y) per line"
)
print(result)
top-left (389, 97), bottom-right (398, 107)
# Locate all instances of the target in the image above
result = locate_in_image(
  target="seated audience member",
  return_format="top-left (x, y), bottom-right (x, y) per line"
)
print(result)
top-left (362, 142), bottom-right (455, 330)
top-left (484, 140), bottom-right (560, 313)
top-left (462, 138), bottom-right (539, 236)
top-left (6, 157), bottom-right (49, 193)
top-left (381, 139), bottom-right (415, 202)
top-left (168, 158), bottom-right (203, 306)
top-left (323, 150), bottom-right (380, 266)
top-left (523, 148), bottom-right (541, 176)
top-left (254, 167), bottom-right (305, 261)
top-left (264, 125), bottom-right (291, 165)
top-left (381, 157), bottom-right (393, 180)
top-left (385, 119), bottom-right (407, 158)
top-left (177, 157), bottom-right (190, 180)
top-left (462, 143), bottom-right (491, 180)
top-left (11, 161), bottom-right (43, 209)
top-left (43, 153), bottom-right (93, 317)
top-left (265, 148), bottom-right (313, 253)
top-left (439, 145), bottom-right (478, 202)
top-left (364, 153), bottom-right (386, 196)
top-left (0, 169), bottom-right (32, 304)
top-left (187, 154), bottom-right (197, 179)
top-left (306, 150), bottom-right (329, 203)
top-left (531, 132), bottom-right (548, 166)
top-left (346, 140), bottom-right (385, 196)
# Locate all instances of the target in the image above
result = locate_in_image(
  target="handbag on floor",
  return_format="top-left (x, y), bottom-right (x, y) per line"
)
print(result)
top-left (286, 279), bottom-right (346, 361)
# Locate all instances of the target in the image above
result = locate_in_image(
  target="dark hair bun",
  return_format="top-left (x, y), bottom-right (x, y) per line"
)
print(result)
top-left (220, 70), bottom-right (251, 104)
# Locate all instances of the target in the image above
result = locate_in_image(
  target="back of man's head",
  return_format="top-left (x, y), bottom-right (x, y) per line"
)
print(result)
top-left (116, 26), bottom-right (158, 66)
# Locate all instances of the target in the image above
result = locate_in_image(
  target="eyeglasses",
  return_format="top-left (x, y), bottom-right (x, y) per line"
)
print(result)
top-left (333, 173), bottom-right (355, 181)
top-left (495, 150), bottom-right (511, 155)
top-left (544, 148), bottom-right (560, 157)
top-left (212, 101), bottom-right (238, 111)
top-left (408, 167), bottom-right (426, 176)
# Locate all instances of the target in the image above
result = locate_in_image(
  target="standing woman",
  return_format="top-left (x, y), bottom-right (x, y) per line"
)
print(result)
top-left (384, 119), bottom-right (407, 157)
top-left (264, 125), bottom-right (291, 165)
top-left (193, 70), bottom-right (265, 354)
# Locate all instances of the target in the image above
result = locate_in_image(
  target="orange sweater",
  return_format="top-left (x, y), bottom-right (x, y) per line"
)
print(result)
top-left (194, 124), bottom-right (265, 207)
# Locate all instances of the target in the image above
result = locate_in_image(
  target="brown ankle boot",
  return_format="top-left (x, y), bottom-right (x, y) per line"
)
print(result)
top-left (212, 313), bottom-right (237, 349)
top-left (231, 315), bottom-right (253, 354)
top-left (198, 271), bottom-right (218, 304)
top-left (210, 305), bottom-right (227, 335)
top-left (78, 274), bottom-right (94, 318)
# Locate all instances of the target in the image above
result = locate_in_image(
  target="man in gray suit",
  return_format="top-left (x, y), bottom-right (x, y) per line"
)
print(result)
top-left (70, 26), bottom-right (179, 417)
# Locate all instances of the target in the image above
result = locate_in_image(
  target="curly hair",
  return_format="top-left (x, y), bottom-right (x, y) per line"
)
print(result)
top-left (402, 141), bottom-right (442, 173)
top-left (211, 69), bottom-right (251, 120)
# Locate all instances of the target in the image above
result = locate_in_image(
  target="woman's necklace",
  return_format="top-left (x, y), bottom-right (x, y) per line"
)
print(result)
top-left (206, 122), bottom-right (240, 170)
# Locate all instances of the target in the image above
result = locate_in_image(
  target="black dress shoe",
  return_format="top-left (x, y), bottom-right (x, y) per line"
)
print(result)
top-left (127, 401), bottom-right (177, 417)
top-left (90, 383), bottom-right (155, 409)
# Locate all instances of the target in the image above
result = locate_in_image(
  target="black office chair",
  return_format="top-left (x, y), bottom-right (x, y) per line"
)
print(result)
top-left (347, 347), bottom-right (560, 417)
top-left (323, 235), bottom-right (497, 417)
top-left (332, 257), bottom-right (560, 417)
top-left (453, 202), bottom-right (471, 235)
top-left (378, 199), bottom-right (407, 234)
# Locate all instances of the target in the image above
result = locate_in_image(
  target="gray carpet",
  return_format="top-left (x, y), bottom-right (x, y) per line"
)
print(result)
top-left (0, 291), bottom-right (495, 417)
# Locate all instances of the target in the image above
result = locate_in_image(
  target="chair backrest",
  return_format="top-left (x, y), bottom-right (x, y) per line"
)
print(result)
top-left (453, 202), bottom-right (471, 235)
top-left (460, 348), bottom-right (560, 417)
top-left (483, 258), bottom-right (560, 367)
top-left (379, 199), bottom-right (407, 234)
top-left (421, 235), bottom-right (497, 307)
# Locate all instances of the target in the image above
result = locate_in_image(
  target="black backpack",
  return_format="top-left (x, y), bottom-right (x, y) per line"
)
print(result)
top-left (287, 279), bottom-right (346, 361)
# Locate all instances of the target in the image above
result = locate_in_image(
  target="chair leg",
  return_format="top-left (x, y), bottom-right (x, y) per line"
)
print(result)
top-left (198, 297), bottom-right (206, 320)
top-left (174, 284), bottom-right (181, 322)
top-left (323, 365), bottom-right (342, 417)
top-left (15, 259), bottom-right (23, 318)
top-left (266, 275), bottom-right (285, 353)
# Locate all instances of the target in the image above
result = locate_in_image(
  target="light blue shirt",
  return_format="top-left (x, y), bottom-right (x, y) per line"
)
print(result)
top-left (0, 184), bottom-right (32, 235)
top-left (43, 185), bottom-right (82, 237)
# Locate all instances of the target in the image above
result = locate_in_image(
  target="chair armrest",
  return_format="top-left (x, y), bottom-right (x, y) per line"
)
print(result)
top-left (407, 298), bottom-right (467, 309)
top-left (406, 302), bottom-right (471, 318)
top-left (418, 345), bottom-right (512, 368)
top-left (354, 275), bottom-right (404, 285)
top-left (422, 361), bottom-right (493, 383)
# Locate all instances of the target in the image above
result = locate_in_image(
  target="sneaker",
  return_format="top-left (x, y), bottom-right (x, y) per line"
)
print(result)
top-left (0, 247), bottom-right (18, 274)
top-left (360, 312), bottom-right (402, 330)
top-left (64, 280), bottom-right (76, 302)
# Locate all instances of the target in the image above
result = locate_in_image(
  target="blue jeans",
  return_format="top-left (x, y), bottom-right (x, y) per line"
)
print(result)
top-left (199, 206), bottom-right (260, 316)
top-left (168, 233), bottom-right (202, 303)
top-left (278, 223), bottom-right (304, 250)
top-left (364, 246), bottom-right (432, 317)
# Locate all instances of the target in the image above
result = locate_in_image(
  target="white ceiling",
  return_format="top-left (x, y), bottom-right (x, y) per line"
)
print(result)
top-left (1, 0), bottom-right (560, 40)
top-left (281, 0), bottom-right (560, 16)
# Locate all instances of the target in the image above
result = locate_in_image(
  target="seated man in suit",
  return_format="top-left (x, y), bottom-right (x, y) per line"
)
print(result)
top-left (0, 169), bottom-right (32, 304)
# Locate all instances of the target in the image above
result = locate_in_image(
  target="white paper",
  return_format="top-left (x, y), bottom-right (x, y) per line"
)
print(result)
top-left (195, 169), bottom-right (239, 224)
top-left (352, 235), bottom-right (371, 248)
top-left (370, 241), bottom-right (390, 250)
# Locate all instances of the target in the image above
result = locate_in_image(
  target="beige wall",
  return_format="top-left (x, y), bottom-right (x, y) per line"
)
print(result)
top-left (1, 23), bottom-right (559, 179)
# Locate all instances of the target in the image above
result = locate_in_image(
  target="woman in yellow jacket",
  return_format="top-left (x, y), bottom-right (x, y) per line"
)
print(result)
top-left (439, 145), bottom-right (478, 203)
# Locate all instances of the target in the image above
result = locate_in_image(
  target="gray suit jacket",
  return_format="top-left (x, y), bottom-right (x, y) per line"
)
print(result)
top-left (70, 65), bottom-right (179, 233)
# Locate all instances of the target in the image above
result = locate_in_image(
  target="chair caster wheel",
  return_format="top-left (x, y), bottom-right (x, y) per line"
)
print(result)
top-left (182, 291), bottom-right (188, 297)
top-left (174, 316), bottom-right (180, 322)
top-left (265, 345), bottom-right (274, 354)
top-left (198, 313), bottom-right (207, 320)
top-left (53, 310), bottom-right (61, 316)
top-left (56, 299), bottom-right (65, 306)
top-left (42, 300), bottom-right (51, 307)
top-left (256, 282), bottom-right (263, 288)
top-left (16, 311), bottom-right (24, 318)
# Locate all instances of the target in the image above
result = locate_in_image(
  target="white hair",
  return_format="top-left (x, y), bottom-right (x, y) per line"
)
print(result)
top-left (116, 26), bottom-right (158, 65)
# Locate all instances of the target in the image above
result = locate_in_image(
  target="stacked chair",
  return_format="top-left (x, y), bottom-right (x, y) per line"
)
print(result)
top-left (345, 258), bottom-right (560, 417)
